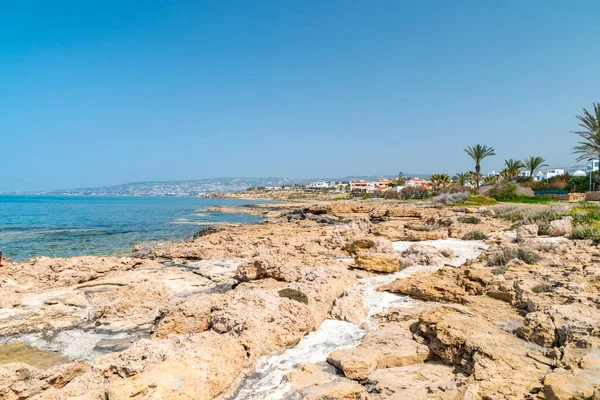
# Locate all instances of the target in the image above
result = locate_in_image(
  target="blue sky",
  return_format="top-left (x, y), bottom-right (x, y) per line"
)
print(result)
top-left (2, 1), bottom-right (599, 191)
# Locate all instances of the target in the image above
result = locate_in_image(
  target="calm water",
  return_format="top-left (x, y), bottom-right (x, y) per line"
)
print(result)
top-left (0, 195), bottom-right (264, 260)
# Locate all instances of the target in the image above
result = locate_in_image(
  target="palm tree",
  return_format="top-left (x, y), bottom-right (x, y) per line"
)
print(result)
top-left (464, 145), bottom-right (496, 188)
top-left (523, 156), bottom-right (548, 180)
top-left (502, 158), bottom-right (524, 180)
top-left (452, 172), bottom-right (469, 186)
top-left (484, 175), bottom-right (498, 186)
top-left (430, 173), bottom-right (451, 190)
top-left (572, 103), bottom-right (600, 188)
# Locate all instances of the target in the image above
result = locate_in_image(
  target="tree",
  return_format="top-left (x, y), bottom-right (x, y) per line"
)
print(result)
top-left (430, 173), bottom-right (451, 190)
top-left (452, 172), bottom-right (469, 186)
top-left (502, 158), bottom-right (524, 180)
top-left (395, 171), bottom-right (407, 186)
top-left (484, 175), bottom-right (498, 185)
top-left (464, 145), bottom-right (496, 188)
top-left (523, 156), bottom-right (548, 181)
top-left (468, 171), bottom-right (483, 188)
top-left (572, 103), bottom-right (600, 189)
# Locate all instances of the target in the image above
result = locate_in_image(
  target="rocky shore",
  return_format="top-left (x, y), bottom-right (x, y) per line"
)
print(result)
top-left (1, 199), bottom-right (599, 399)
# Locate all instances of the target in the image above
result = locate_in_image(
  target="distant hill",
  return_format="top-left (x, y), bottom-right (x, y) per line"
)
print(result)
top-left (31, 174), bottom-right (429, 196)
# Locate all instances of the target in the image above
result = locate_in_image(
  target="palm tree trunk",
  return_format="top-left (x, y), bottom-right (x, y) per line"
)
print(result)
top-left (475, 163), bottom-right (480, 188)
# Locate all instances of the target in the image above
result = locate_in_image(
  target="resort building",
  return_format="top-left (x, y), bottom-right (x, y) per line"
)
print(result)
top-left (586, 160), bottom-right (599, 173)
top-left (349, 180), bottom-right (369, 192)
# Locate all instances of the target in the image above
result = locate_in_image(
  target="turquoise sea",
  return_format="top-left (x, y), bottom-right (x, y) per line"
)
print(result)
top-left (0, 195), bottom-right (264, 260)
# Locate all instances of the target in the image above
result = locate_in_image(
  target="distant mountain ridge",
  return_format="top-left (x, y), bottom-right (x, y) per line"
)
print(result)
top-left (17, 174), bottom-right (430, 196)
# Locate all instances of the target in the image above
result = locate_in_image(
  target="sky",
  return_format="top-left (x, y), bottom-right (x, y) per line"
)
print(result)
top-left (2, 1), bottom-right (600, 191)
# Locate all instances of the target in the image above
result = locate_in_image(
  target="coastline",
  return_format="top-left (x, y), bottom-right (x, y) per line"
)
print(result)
top-left (1, 199), bottom-right (598, 399)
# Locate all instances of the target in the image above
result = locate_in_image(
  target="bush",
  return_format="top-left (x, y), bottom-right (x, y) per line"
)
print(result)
top-left (463, 231), bottom-right (488, 240)
top-left (458, 216), bottom-right (481, 224)
top-left (532, 284), bottom-right (552, 294)
top-left (489, 182), bottom-right (518, 200)
top-left (431, 192), bottom-right (469, 205)
top-left (570, 225), bottom-right (600, 244)
top-left (459, 195), bottom-right (498, 206)
top-left (278, 288), bottom-right (309, 304)
top-left (487, 247), bottom-right (542, 266)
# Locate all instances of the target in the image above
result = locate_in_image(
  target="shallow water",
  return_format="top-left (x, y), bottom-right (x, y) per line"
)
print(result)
top-left (0, 195), bottom-right (265, 260)
top-left (0, 341), bottom-right (67, 369)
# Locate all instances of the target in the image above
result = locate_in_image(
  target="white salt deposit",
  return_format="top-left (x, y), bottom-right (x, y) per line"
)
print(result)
top-left (15, 329), bottom-right (135, 361)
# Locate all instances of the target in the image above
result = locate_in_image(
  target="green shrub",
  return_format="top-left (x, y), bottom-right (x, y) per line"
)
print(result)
top-left (463, 231), bottom-right (488, 240)
top-left (458, 216), bottom-right (481, 224)
top-left (462, 195), bottom-right (498, 206)
top-left (489, 182), bottom-right (518, 200)
top-left (278, 288), bottom-right (309, 304)
top-left (532, 284), bottom-right (552, 294)
top-left (492, 265), bottom-right (508, 275)
top-left (570, 225), bottom-right (600, 244)
top-left (487, 247), bottom-right (542, 266)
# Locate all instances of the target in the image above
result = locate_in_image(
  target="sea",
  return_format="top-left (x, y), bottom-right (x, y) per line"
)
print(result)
top-left (0, 195), bottom-right (265, 261)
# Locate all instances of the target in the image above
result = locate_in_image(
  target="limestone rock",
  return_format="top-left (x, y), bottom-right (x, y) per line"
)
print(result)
top-left (400, 244), bottom-right (454, 268)
top-left (353, 251), bottom-right (399, 273)
top-left (516, 311), bottom-right (557, 347)
top-left (330, 286), bottom-right (367, 325)
top-left (548, 216), bottom-right (573, 237)
top-left (517, 224), bottom-right (538, 239)
top-left (415, 305), bottom-right (551, 398)
top-left (327, 321), bottom-right (431, 380)
top-left (366, 362), bottom-right (469, 400)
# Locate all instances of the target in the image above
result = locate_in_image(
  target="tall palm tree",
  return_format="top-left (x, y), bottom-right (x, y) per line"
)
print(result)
top-left (452, 172), bottom-right (469, 186)
top-left (502, 158), bottom-right (524, 180)
top-left (572, 103), bottom-right (600, 188)
top-left (464, 145), bottom-right (495, 188)
top-left (430, 173), bottom-right (451, 190)
top-left (523, 156), bottom-right (548, 180)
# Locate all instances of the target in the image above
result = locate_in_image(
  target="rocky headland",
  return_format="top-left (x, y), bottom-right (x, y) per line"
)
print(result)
top-left (1, 199), bottom-right (599, 399)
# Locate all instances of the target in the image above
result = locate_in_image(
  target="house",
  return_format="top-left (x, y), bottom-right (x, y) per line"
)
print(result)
top-left (586, 160), bottom-right (599, 173)
top-left (349, 180), bottom-right (369, 192)
top-left (545, 169), bottom-right (565, 179)
top-left (405, 177), bottom-right (430, 189)
top-left (306, 181), bottom-right (330, 191)
top-left (374, 179), bottom-right (394, 188)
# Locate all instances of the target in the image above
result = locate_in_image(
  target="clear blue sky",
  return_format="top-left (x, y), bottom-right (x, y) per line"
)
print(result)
top-left (2, 1), bottom-right (599, 191)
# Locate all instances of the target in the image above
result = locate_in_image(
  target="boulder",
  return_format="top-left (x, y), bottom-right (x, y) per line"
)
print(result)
top-left (327, 321), bottom-right (431, 380)
top-left (353, 251), bottom-right (400, 273)
top-left (516, 311), bottom-right (557, 347)
top-left (330, 286), bottom-right (368, 325)
top-left (548, 217), bottom-right (573, 237)
top-left (517, 224), bottom-right (539, 239)
top-left (400, 244), bottom-right (454, 268)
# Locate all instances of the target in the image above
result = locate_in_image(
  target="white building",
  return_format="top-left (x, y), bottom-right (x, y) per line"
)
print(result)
top-left (545, 169), bottom-right (565, 179)
top-left (586, 160), bottom-right (599, 173)
top-left (306, 181), bottom-right (330, 191)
